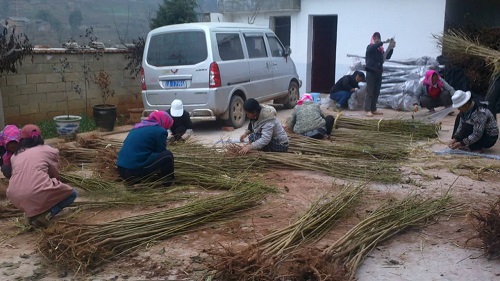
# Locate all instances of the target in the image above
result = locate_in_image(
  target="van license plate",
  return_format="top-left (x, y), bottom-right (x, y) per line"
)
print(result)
top-left (163, 80), bottom-right (187, 89)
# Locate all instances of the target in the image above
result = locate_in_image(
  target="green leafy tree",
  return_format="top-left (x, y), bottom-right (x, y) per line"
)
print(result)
top-left (69, 10), bottom-right (83, 31)
top-left (150, 0), bottom-right (198, 29)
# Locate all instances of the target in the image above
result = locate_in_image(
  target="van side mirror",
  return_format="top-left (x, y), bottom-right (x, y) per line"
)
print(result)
top-left (284, 46), bottom-right (292, 56)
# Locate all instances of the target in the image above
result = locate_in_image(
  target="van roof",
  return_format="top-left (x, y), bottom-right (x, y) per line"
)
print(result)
top-left (150, 22), bottom-right (272, 33)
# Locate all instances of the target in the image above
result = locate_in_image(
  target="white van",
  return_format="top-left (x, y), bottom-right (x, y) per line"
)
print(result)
top-left (141, 22), bottom-right (301, 128)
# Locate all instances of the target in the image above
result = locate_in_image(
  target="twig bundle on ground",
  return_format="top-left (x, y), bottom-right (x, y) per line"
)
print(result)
top-left (323, 192), bottom-right (463, 280)
top-left (289, 133), bottom-right (409, 160)
top-left (255, 152), bottom-right (401, 184)
top-left (210, 184), bottom-right (363, 281)
top-left (470, 197), bottom-right (500, 259)
top-left (39, 181), bottom-right (274, 272)
top-left (334, 114), bottom-right (440, 140)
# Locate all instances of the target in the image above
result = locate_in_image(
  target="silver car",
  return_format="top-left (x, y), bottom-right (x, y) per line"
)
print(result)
top-left (141, 22), bottom-right (301, 128)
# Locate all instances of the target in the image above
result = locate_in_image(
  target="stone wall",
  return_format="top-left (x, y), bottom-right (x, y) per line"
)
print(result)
top-left (0, 49), bottom-right (142, 125)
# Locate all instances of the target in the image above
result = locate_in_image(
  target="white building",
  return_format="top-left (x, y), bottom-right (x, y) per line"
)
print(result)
top-left (214, 0), bottom-right (446, 94)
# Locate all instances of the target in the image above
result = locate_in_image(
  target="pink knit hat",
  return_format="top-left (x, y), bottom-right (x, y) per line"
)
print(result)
top-left (0, 125), bottom-right (21, 146)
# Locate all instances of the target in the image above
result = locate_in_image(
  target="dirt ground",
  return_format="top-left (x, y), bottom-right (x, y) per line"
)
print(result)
top-left (0, 105), bottom-right (500, 281)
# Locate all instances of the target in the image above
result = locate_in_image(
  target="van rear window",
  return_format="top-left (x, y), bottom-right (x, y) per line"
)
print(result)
top-left (147, 31), bottom-right (208, 66)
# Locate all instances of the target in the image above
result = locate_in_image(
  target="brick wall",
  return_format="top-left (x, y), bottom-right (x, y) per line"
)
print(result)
top-left (0, 48), bottom-right (142, 125)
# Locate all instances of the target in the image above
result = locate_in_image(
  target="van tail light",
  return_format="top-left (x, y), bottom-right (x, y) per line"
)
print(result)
top-left (140, 67), bottom-right (147, 90)
top-left (209, 62), bottom-right (221, 88)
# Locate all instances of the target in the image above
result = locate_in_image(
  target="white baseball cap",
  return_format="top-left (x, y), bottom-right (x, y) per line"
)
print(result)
top-left (170, 99), bottom-right (184, 117)
top-left (452, 90), bottom-right (471, 108)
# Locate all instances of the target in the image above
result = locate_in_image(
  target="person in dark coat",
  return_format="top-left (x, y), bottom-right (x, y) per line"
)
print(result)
top-left (167, 99), bottom-right (193, 141)
top-left (364, 32), bottom-right (395, 117)
top-left (117, 111), bottom-right (175, 186)
top-left (449, 90), bottom-right (499, 152)
top-left (329, 71), bottom-right (365, 109)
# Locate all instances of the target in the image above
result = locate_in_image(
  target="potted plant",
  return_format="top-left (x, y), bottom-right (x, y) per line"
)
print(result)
top-left (52, 57), bottom-right (82, 139)
top-left (92, 69), bottom-right (117, 131)
top-left (127, 90), bottom-right (144, 124)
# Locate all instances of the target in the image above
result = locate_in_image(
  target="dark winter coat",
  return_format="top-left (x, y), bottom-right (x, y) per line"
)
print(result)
top-left (365, 42), bottom-right (393, 75)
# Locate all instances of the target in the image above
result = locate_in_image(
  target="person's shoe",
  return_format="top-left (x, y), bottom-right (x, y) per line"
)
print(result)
top-left (428, 108), bottom-right (436, 113)
top-left (29, 211), bottom-right (52, 228)
top-left (365, 112), bottom-right (374, 117)
top-left (329, 100), bottom-right (337, 110)
top-left (371, 111), bottom-right (383, 115)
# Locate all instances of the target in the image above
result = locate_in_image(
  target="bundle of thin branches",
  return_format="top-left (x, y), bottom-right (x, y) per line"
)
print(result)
top-left (60, 173), bottom-right (120, 192)
top-left (449, 161), bottom-right (500, 181)
top-left (437, 30), bottom-right (500, 77)
top-left (334, 114), bottom-right (439, 140)
top-left (323, 192), bottom-right (463, 280)
top-left (56, 145), bottom-right (98, 164)
top-left (260, 184), bottom-right (364, 257)
top-left (0, 204), bottom-right (23, 219)
top-left (469, 197), bottom-right (500, 259)
top-left (209, 184), bottom-right (363, 281)
top-left (74, 187), bottom-right (194, 207)
top-left (255, 152), bottom-right (401, 183)
top-left (77, 134), bottom-right (124, 149)
top-left (288, 134), bottom-right (409, 160)
top-left (39, 181), bottom-right (274, 272)
top-left (72, 135), bottom-right (266, 180)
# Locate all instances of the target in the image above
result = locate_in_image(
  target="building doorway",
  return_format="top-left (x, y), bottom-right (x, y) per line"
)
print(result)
top-left (311, 15), bottom-right (337, 93)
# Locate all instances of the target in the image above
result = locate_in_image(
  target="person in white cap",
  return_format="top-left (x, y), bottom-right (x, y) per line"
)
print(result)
top-left (448, 90), bottom-right (499, 152)
top-left (167, 99), bottom-right (193, 142)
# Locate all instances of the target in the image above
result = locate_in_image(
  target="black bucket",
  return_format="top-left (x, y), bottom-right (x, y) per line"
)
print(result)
top-left (93, 104), bottom-right (117, 132)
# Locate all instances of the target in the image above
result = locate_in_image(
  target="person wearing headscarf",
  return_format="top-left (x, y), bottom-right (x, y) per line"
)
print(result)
top-left (415, 70), bottom-right (455, 112)
top-left (7, 124), bottom-right (77, 228)
top-left (449, 90), bottom-right (499, 152)
top-left (239, 98), bottom-right (289, 154)
top-left (0, 125), bottom-right (21, 178)
top-left (117, 110), bottom-right (175, 185)
top-left (287, 94), bottom-right (334, 139)
top-left (364, 32), bottom-right (395, 117)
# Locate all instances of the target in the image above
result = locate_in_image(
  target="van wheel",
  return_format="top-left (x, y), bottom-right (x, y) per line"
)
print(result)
top-left (225, 95), bottom-right (246, 128)
top-left (282, 81), bottom-right (299, 109)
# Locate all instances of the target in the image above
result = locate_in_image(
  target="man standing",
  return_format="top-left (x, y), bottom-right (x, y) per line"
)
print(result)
top-left (364, 32), bottom-right (395, 117)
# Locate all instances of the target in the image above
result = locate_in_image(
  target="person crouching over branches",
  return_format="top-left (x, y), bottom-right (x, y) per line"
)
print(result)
top-left (416, 70), bottom-right (455, 113)
top-left (448, 90), bottom-right (499, 152)
top-left (0, 125), bottom-right (21, 179)
top-left (7, 125), bottom-right (78, 228)
top-left (167, 99), bottom-right (194, 142)
top-left (117, 110), bottom-right (175, 186)
top-left (287, 94), bottom-right (334, 139)
top-left (239, 98), bottom-right (289, 155)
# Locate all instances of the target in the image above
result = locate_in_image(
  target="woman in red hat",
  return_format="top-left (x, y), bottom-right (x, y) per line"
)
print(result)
top-left (7, 124), bottom-right (77, 228)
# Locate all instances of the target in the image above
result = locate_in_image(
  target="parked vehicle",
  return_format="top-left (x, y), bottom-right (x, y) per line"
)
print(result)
top-left (141, 22), bottom-right (301, 128)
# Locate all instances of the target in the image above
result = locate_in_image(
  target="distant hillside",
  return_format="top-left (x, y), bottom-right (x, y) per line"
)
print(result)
top-left (0, 0), bottom-right (163, 47)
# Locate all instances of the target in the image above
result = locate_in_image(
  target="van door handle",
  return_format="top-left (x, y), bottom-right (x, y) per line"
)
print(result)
top-left (273, 62), bottom-right (277, 66)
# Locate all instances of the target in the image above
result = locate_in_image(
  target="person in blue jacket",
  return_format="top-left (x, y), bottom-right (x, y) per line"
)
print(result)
top-left (117, 110), bottom-right (175, 186)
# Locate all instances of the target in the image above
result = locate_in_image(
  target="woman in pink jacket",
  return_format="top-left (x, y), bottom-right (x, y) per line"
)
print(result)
top-left (7, 124), bottom-right (77, 228)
